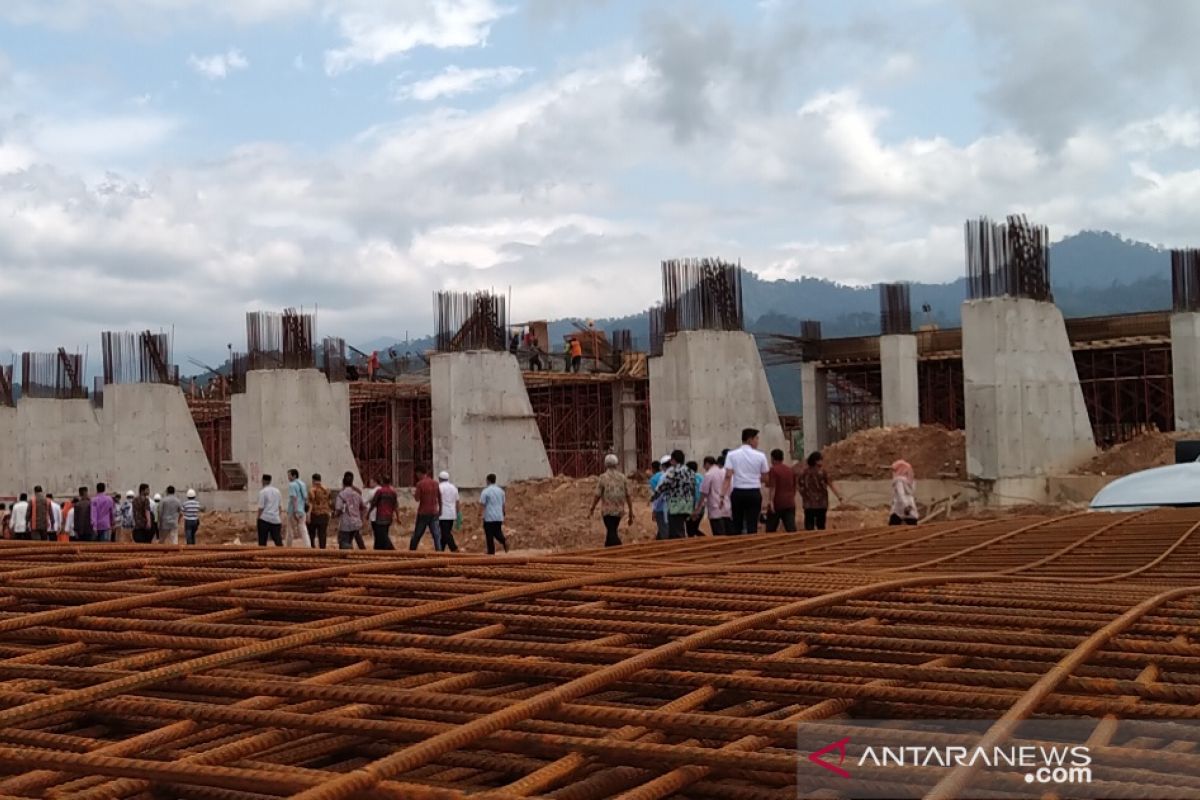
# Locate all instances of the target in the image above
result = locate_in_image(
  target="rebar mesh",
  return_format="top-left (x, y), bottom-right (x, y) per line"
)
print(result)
top-left (20, 349), bottom-right (86, 399)
top-left (879, 283), bottom-right (913, 335)
top-left (246, 309), bottom-right (316, 370)
top-left (649, 304), bottom-right (666, 357)
top-left (661, 258), bottom-right (744, 333)
top-left (965, 215), bottom-right (1052, 302)
top-left (0, 362), bottom-right (13, 407)
top-left (434, 291), bottom-right (508, 352)
top-left (1172, 249), bottom-right (1200, 312)
top-left (101, 331), bottom-right (177, 385)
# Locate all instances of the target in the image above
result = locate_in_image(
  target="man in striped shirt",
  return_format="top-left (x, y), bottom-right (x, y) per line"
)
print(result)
top-left (182, 489), bottom-right (203, 545)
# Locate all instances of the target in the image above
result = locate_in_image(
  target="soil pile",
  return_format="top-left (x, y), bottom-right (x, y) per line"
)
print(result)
top-left (1075, 431), bottom-right (1181, 476)
top-left (822, 426), bottom-right (967, 480)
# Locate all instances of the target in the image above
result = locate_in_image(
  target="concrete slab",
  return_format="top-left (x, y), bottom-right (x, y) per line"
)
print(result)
top-left (962, 297), bottom-right (1095, 480)
top-left (651, 330), bottom-right (787, 463)
top-left (431, 351), bottom-right (552, 489)
top-left (1172, 312), bottom-right (1200, 431)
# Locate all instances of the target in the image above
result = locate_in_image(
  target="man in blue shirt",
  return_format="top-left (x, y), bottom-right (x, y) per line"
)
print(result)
top-left (479, 473), bottom-right (508, 554)
top-left (649, 456), bottom-right (670, 540)
top-left (286, 468), bottom-right (311, 548)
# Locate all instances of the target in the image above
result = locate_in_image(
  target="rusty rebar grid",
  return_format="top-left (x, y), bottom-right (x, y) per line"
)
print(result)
top-left (0, 512), bottom-right (1197, 797)
top-left (246, 309), bottom-right (316, 371)
top-left (101, 330), bottom-right (176, 385)
top-left (19, 348), bottom-right (86, 399)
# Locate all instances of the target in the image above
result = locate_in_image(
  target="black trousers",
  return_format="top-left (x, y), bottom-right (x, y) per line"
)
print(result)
top-left (804, 508), bottom-right (828, 531)
top-left (709, 517), bottom-right (731, 536)
top-left (256, 520), bottom-right (282, 546)
top-left (571, 355), bottom-right (582, 372)
top-left (483, 521), bottom-right (508, 554)
top-left (729, 489), bottom-right (763, 534)
top-left (765, 507), bottom-right (797, 533)
top-left (685, 516), bottom-right (704, 537)
top-left (889, 514), bottom-right (918, 527)
top-left (309, 515), bottom-right (329, 549)
top-left (132, 528), bottom-right (154, 544)
top-left (371, 520), bottom-right (395, 550)
top-left (337, 528), bottom-right (359, 550)
top-left (602, 515), bottom-right (622, 547)
top-left (410, 514), bottom-right (441, 550)
top-left (667, 513), bottom-right (688, 540)
top-left (438, 519), bottom-right (460, 552)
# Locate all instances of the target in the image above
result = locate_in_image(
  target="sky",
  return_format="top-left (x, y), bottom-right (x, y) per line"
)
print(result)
top-left (0, 0), bottom-right (1199, 366)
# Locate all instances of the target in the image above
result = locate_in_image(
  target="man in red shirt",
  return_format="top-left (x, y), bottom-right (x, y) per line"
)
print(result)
top-left (410, 466), bottom-right (442, 551)
top-left (368, 475), bottom-right (398, 550)
top-left (765, 449), bottom-right (798, 532)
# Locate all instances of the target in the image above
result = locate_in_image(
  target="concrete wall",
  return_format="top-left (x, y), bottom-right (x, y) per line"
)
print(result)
top-left (651, 330), bottom-right (787, 462)
top-left (1172, 312), bottom-right (1200, 431)
top-left (231, 369), bottom-right (359, 493)
top-left (962, 297), bottom-right (1095, 480)
top-left (880, 334), bottom-right (919, 427)
top-left (0, 384), bottom-right (217, 496)
top-left (105, 383), bottom-right (216, 492)
top-left (801, 362), bottom-right (828, 458)
top-left (431, 351), bottom-right (552, 489)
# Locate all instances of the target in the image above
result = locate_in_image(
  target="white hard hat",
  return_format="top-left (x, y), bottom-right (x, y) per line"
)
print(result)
top-left (438, 471), bottom-right (450, 481)
top-left (660, 455), bottom-right (671, 465)
top-left (125, 490), bottom-right (134, 498)
top-left (153, 493), bottom-right (162, 501)
top-left (186, 489), bottom-right (196, 499)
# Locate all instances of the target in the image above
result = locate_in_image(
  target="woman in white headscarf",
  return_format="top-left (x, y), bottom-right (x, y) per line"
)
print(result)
top-left (889, 460), bottom-right (918, 526)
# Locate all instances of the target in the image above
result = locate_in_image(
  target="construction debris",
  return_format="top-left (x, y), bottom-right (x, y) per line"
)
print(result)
top-left (1075, 429), bottom-right (1181, 475)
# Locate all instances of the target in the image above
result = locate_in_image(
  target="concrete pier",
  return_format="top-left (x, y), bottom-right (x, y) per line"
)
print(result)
top-left (431, 351), bottom-right (552, 488)
top-left (651, 330), bottom-right (786, 461)
top-left (800, 362), bottom-right (828, 457)
top-left (1171, 312), bottom-right (1200, 431)
top-left (880, 334), bottom-right (919, 427)
top-left (962, 297), bottom-right (1095, 480)
top-left (231, 369), bottom-right (358, 490)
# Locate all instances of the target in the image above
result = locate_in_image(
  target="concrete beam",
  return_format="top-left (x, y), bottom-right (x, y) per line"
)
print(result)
top-left (880, 334), bottom-right (919, 427)
top-left (1172, 312), bottom-right (1200, 432)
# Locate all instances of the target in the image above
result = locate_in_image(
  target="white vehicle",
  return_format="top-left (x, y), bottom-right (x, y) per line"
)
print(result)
top-left (1090, 462), bottom-right (1200, 511)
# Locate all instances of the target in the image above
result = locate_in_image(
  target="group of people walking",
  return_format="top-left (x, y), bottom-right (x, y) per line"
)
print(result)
top-left (590, 427), bottom-right (922, 547)
top-left (0, 483), bottom-right (203, 544)
top-left (256, 468), bottom-right (510, 553)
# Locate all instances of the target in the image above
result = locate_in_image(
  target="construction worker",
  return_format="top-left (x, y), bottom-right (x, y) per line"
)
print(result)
top-left (367, 474), bottom-right (398, 550)
top-left (367, 350), bottom-right (380, 382)
top-left (10, 493), bottom-right (28, 540)
top-left (27, 487), bottom-right (51, 542)
top-left (568, 336), bottom-right (583, 373)
top-left (334, 471), bottom-right (367, 550)
top-left (437, 471), bottom-right (460, 553)
top-left (256, 474), bottom-right (284, 546)
top-left (182, 489), bottom-right (203, 545)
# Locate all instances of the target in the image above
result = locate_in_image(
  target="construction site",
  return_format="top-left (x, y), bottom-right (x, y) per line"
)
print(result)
top-left (3, 217), bottom-right (1200, 796)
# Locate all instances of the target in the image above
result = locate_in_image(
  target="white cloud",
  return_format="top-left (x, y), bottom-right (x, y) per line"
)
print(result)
top-left (188, 48), bottom-right (250, 79)
top-left (323, 0), bottom-right (511, 75)
top-left (395, 65), bottom-right (527, 101)
top-left (1118, 109), bottom-right (1200, 152)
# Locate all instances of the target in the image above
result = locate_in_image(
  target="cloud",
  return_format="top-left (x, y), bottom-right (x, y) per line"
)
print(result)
top-left (395, 65), bottom-right (527, 101)
top-left (323, 0), bottom-right (511, 75)
top-left (188, 48), bottom-right (249, 79)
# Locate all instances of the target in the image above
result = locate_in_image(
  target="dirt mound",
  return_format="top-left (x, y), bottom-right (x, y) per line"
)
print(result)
top-left (1075, 431), bottom-right (1181, 476)
top-left (822, 425), bottom-right (967, 480)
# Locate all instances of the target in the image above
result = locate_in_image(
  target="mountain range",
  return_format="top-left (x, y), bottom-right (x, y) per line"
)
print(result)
top-left (361, 231), bottom-right (1176, 413)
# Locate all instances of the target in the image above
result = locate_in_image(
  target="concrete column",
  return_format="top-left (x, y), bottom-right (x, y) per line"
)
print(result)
top-left (649, 330), bottom-right (786, 461)
top-left (431, 351), bottom-right (552, 488)
top-left (612, 380), bottom-right (639, 473)
top-left (879, 334), bottom-right (919, 427)
top-left (1171, 312), bottom-right (1200, 431)
top-left (962, 297), bottom-right (1095, 480)
top-left (800, 362), bottom-right (828, 456)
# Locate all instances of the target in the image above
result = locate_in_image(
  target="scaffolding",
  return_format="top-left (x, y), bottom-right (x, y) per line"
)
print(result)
top-left (527, 381), bottom-right (615, 478)
top-left (825, 366), bottom-right (882, 444)
top-left (918, 359), bottom-right (964, 430)
top-left (1075, 346), bottom-right (1174, 448)
top-left (349, 385), bottom-right (433, 487)
top-left (188, 399), bottom-right (235, 490)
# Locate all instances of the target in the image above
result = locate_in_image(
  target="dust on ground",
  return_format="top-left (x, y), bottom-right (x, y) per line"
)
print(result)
top-left (1075, 430), bottom-right (1183, 476)
top-left (822, 425), bottom-right (967, 480)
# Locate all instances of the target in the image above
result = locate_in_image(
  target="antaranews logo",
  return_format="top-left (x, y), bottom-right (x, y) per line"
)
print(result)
top-left (805, 737), bottom-right (1092, 788)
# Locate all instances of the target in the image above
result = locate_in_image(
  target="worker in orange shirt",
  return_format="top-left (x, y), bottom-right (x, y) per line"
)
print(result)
top-left (367, 350), bottom-right (380, 382)
top-left (568, 337), bottom-right (583, 373)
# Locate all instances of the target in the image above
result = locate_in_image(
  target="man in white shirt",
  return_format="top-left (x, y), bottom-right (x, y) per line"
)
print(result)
top-left (47, 494), bottom-right (62, 538)
top-left (437, 471), bottom-right (460, 553)
top-left (722, 427), bottom-right (770, 534)
top-left (257, 474), bottom-right (284, 547)
top-left (10, 494), bottom-right (28, 539)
